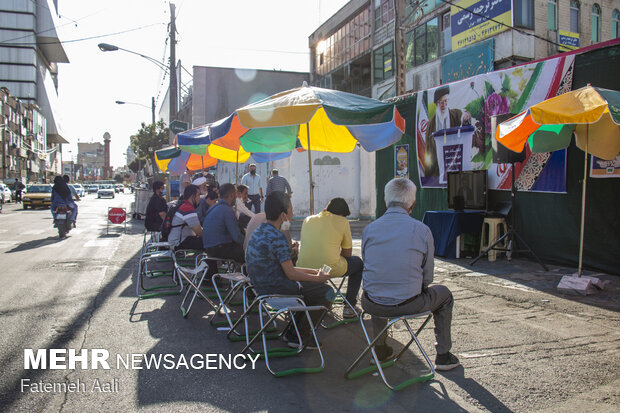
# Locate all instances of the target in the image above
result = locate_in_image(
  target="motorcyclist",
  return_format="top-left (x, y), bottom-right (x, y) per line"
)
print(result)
top-left (62, 174), bottom-right (79, 226)
top-left (51, 176), bottom-right (75, 228)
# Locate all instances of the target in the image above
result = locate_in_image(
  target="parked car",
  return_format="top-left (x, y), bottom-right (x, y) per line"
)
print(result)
top-left (0, 184), bottom-right (12, 204)
top-left (22, 184), bottom-right (52, 209)
top-left (97, 184), bottom-right (115, 199)
top-left (72, 184), bottom-right (85, 197)
top-left (87, 185), bottom-right (98, 194)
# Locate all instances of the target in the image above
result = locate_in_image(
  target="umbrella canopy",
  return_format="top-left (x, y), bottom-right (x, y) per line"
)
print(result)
top-left (154, 146), bottom-right (217, 174)
top-left (176, 85), bottom-right (405, 155)
top-left (496, 86), bottom-right (620, 160)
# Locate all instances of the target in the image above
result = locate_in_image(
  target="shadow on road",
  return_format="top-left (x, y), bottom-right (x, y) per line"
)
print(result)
top-left (5, 236), bottom-right (65, 253)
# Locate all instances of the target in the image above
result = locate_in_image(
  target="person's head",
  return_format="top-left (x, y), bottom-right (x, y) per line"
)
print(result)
top-left (434, 86), bottom-right (450, 113)
top-left (53, 175), bottom-right (64, 186)
top-left (219, 183), bottom-right (237, 206)
top-left (384, 178), bottom-right (417, 212)
top-left (325, 197), bottom-right (351, 217)
top-left (272, 169), bottom-right (279, 176)
top-left (182, 184), bottom-right (201, 208)
top-left (237, 184), bottom-right (248, 198)
top-left (153, 180), bottom-right (165, 195)
top-left (207, 183), bottom-right (218, 194)
top-left (206, 190), bottom-right (219, 207)
top-left (249, 163), bottom-right (256, 175)
top-left (265, 192), bottom-right (292, 228)
top-left (192, 176), bottom-right (207, 194)
top-left (62, 174), bottom-right (70, 183)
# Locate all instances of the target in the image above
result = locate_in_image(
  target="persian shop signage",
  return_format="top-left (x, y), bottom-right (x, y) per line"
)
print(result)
top-left (558, 30), bottom-right (580, 52)
top-left (451, 0), bottom-right (511, 51)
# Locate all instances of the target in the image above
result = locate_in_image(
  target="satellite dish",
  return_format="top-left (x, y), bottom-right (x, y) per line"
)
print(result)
top-left (103, 132), bottom-right (111, 140)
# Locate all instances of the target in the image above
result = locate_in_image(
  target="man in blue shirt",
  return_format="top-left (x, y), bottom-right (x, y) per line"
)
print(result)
top-left (361, 178), bottom-right (460, 371)
top-left (246, 192), bottom-right (334, 348)
top-left (202, 183), bottom-right (245, 263)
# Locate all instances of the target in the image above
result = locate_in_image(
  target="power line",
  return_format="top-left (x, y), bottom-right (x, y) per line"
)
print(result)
top-left (1, 23), bottom-right (165, 47)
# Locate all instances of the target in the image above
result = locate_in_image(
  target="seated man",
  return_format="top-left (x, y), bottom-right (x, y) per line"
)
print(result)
top-left (245, 192), bottom-right (334, 347)
top-left (297, 198), bottom-right (363, 319)
top-left (361, 178), bottom-right (460, 371)
top-left (202, 183), bottom-right (245, 263)
top-left (235, 184), bottom-right (255, 230)
top-left (168, 184), bottom-right (203, 251)
top-left (145, 181), bottom-right (168, 232)
top-left (197, 189), bottom-right (218, 224)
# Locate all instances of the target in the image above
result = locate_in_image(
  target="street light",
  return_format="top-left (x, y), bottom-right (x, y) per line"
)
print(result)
top-left (115, 99), bottom-right (156, 126)
top-left (98, 43), bottom-right (169, 72)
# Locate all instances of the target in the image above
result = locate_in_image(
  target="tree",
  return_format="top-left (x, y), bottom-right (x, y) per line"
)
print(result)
top-left (129, 119), bottom-right (169, 170)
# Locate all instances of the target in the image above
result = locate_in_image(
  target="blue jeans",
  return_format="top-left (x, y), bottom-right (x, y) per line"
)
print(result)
top-left (247, 194), bottom-right (261, 213)
top-left (341, 256), bottom-right (363, 306)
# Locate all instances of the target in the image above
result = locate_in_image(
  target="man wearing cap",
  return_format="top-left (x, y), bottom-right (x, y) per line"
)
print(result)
top-left (424, 86), bottom-right (471, 177)
top-left (266, 169), bottom-right (292, 197)
top-left (241, 164), bottom-right (263, 213)
top-left (192, 176), bottom-right (208, 195)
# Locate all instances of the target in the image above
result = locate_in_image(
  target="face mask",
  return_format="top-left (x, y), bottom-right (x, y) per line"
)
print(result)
top-left (250, 170), bottom-right (256, 175)
top-left (280, 217), bottom-right (291, 231)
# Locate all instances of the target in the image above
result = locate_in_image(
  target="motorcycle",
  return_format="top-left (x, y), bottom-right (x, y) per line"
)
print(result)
top-left (54, 205), bottom-right (73, 238)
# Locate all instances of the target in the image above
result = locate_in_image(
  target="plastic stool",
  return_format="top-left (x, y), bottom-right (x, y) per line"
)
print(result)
top-left (479, 217), bottom-right (508, 261)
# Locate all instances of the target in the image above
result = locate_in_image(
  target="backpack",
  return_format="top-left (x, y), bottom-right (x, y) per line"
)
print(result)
top-left (160, 201), bottom-right (187, 242)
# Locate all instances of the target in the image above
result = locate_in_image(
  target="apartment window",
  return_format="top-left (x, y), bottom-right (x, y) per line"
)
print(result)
top-left (592, 4), bottom-right (601, 43)
top-left (613, 9), bottom-right (620, 39)
top-left (441, 12), bottom-right (452, 54)
top-left (374, 0), bottom-right (394, 31)
top-left (570, 0), bottom-right (580, 33)
top-left (374, 41), bottom-right (394, 82)
top-left (405, 17), bottom-right (439, 68)
top-left (548, 0), bottom-right (557, 31)
top-left (514, 0), bottom-right (535, 29)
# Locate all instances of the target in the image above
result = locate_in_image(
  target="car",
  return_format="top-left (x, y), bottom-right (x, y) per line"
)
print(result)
top-left (0, 184), bottom-right (12, 204)
top-left (86, 185), bottom-right (98, 194)
top-left (97, 184), bottom-right (115, 199)
top-left (68, 184), bottom-right (81, 201)
top-left (22, 184), bottom-right (52, 209)
top-left (72, 184), bottom-right (84, 197)
top-left (114, 184), bottom-right (124, 193)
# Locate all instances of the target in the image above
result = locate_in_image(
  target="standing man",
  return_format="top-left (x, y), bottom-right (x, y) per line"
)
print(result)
top-left (266, 169), bottom-right (292, 197)
top-left (145, 181), bottom-right (168, 231)
top-left (361, 178), bottom-right (460, 370)
top-left (181, 168), bottom-right (192, 189)
top-left (241, 163), bottom-right (263, 213)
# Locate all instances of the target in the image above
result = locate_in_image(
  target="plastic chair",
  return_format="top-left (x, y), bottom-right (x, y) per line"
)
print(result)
top-left (480, 217), bottom-right (508, 261)
top-left (345, 311), bottom-right (435, 391)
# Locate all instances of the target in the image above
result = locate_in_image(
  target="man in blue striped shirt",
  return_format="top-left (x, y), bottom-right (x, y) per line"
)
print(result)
top-left (266, 169), bottom-right (292, 197)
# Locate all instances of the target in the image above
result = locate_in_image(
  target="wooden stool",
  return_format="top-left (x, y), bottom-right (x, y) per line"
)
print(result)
top-left (479, 217), bottom-right (508, 261)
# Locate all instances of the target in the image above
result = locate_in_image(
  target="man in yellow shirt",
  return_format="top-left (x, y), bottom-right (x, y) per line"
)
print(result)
top-left (297, 198), bottom-right (363, 318)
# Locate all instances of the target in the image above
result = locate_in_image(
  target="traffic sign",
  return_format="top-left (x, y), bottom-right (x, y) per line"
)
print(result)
top-left (169, 120), bottom-right (188, 134)
top-left (108, 207), bottom-right (127, 224)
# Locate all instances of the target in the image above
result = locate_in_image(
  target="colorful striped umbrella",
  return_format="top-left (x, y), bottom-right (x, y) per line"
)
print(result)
top-left (154, 146), bottom-right (217, 175)
top-left (496, 85), bottom-right (620, 276)
top-left (176, 84), bottom-right (405, 212)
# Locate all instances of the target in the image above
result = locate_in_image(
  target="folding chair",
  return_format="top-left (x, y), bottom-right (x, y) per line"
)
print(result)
top-left (136, 241), bottom-right (182, 299)
top-left (345, 311), bottom-right (435, 391)
top-left (210, 270), bottom-right (250, 329)
top-left (322, 275), bottom-right (360, 329)
top-left (176, 260), bottom-right (219, 318)
top-left (237, 295), bottom-right (327, 377)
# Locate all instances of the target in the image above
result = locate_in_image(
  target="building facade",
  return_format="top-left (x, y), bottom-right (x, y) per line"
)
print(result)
top-left (0, 0), bottom-right (69, 182)
top-left (77, 142), bottom-right (105, 181)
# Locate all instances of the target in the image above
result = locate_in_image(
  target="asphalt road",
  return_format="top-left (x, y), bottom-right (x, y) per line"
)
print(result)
top-left (0, 194), bottom-right (618, 412)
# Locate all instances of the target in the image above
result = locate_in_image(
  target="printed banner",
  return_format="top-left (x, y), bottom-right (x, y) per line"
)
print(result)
top-left (442, 39), bottom-right (494, 83)
top-left (451, 0), bottom-right (511, 51)
top-left (416, 55), bottom-right (575, 192)
top-left (395, 144), bottom-right (409, 178)
top-left (591, 155), bottom-right (620, 178)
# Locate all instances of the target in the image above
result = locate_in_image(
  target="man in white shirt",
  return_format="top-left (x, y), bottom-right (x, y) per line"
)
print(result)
top-left (240, 163), bottom-right (263, 213)
top-left (235, 184), bottom-right (254, 230)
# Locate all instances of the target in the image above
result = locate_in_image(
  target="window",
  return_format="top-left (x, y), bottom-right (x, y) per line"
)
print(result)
top-left (441, 12), bottom-right (451, 54)
top-left (548, 0), bottom-right (557, 31)
top-left (613, 9), bottom-right (620, 39)
top-left (570, 0), bottom-right (580, 33)
top-left (405, 17), bottom-right (439, 68)
top-left (514, 0), bottom-right (535, 29)
top-left (592, 4), bottom-right (601, 43)
top-left (374, 0), bottom-right (394, 32)
top-left (373, 41), bottom-right (394, 83)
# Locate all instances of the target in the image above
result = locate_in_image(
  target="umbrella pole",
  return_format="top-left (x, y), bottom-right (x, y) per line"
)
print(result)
top-left (307, 123), bottom-right (314, 215)
top-left (577, 125), bottom-right (589, 277)
top-left (235, 149), bottom-right (239, 186)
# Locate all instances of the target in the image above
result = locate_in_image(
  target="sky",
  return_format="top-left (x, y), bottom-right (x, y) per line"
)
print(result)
top-left (56, 0), bottom-right (349, 168)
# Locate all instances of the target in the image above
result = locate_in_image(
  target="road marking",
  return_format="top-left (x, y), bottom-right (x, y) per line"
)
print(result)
top-left (84, 239), bottom-right (113, 247)
top-left (22, 229), bottom-right (46, 235)
top-left (0, 229), bottom-right (7, 233)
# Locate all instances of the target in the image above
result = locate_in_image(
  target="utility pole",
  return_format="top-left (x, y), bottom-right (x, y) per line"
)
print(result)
top-left (169, 2), bottom-right (178, 144)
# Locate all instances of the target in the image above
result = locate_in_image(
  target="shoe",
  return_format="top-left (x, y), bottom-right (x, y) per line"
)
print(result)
top-left (283, 332), bottom-right (322, 350)
top-left (370, 344), bottom-right (394, 364)
top-left (342, 306), bottom-right (361, 319)
top-left (435, 352), bottom-right (461, 371)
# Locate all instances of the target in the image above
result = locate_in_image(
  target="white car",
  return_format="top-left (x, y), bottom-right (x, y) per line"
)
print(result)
top-left (97, 184), bottom-right (115, 199)
top-left (0, 184), bottom-right (12, 204)
top-left (72, 184), bottom-right (85, 197)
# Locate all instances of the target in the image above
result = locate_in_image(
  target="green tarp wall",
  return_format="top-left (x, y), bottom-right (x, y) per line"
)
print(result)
top-left (375, 44), bottom-right (620, 275)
